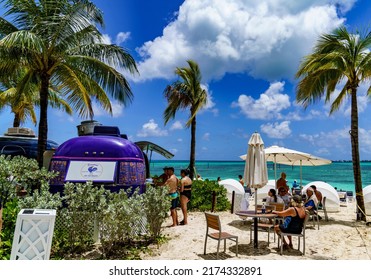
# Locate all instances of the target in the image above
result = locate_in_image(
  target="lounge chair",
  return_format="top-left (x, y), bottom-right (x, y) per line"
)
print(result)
top-left (204, 212), bottom-right (238, 259)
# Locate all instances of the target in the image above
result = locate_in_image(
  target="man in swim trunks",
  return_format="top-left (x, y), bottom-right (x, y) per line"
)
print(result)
top-left (163, 167), bottom-right (179, 227)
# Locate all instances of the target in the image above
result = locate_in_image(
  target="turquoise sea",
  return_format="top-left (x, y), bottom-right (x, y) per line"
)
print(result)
top-left (148, 160), bottom-right (371, 192)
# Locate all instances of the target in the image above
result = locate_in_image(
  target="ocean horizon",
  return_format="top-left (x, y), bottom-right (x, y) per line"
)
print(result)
top-left (148, 160), bottom-right (371, 193)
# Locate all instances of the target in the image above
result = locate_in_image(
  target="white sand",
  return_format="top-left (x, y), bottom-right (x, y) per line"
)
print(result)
top-left (141, 201), bottom-right (371, 260)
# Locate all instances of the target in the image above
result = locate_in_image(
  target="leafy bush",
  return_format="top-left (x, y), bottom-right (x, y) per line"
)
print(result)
top-left (0, 199), bottom-right (19, 260)
top-left (189, 179), bottom-right (230, 211)
top-left (0, 156), bottom-right (58, 260)
top-left (140, 185), bottom-right (170, 240)
top-left (0, 155), bottom-right (57, 206)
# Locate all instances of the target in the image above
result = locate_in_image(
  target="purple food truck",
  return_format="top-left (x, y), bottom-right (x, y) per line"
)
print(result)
top-left (48, 121), bottom-right (173, 195)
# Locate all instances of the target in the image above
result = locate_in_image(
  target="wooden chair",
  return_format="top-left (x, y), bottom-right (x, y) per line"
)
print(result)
top-left (250, 205), bottom-right (276, 245)
top-left (269, 202), bottom-right (285, 224)
top-left (204, 212), bottom-right (238, 259)
top-left (278, 213), bottom-right (310, 255)
top-left (250, 220), bottom-right (275, 245)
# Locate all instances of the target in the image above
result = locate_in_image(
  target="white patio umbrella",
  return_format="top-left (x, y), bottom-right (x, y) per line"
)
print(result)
top-left (278, 155), bottom-right (332, 188)
top-left (241, 145), bottom-right (311, 185)
top-left (243, 132), bottom-right (268, 248)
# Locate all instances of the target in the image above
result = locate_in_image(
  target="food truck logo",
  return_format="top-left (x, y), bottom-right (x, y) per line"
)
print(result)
top-left (81, 163), bottom-right (103, 178)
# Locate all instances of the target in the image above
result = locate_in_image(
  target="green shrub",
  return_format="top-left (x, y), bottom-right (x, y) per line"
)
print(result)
top-left (0, 155), bottom-right (57, 206)
top-left (0, 156), bottom-right (58, 260)
top-left (0, 199), bottom-right (19, 260)
top-left (140, 185), bottom-right (170, 241)
top-left (58, 182), bottom-right (107, 254)
top-left (189, 179), bottom-right (230, 211)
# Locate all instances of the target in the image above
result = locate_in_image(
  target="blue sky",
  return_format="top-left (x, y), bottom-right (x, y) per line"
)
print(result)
top-left (2, 0), bottom-right (371, 161)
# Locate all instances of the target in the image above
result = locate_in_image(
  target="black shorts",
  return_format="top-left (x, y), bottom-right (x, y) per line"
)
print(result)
top-left (279, 224), bottom-right (302, 234)
top-left (180, 189), bottom-right (191, 201)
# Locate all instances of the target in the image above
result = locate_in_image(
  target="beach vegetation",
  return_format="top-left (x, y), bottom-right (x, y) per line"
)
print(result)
top-left (0, 156), bottom-right (170, 259)
top-left (163, 60), bottom-right (208, 180)
top-left (296, 26), bottom-right (370, 220)
top-left (0, 68), bottom-right (73, 127)
top-left (189, 179), bottom-right (230, 212)
top-left (0, 0), bottom-right (138, 168)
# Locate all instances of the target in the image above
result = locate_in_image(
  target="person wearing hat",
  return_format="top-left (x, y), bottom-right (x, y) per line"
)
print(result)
top-left (154, 166), bottom-right (170, 187)
top-left (163, 167), bottom-right (179, 227)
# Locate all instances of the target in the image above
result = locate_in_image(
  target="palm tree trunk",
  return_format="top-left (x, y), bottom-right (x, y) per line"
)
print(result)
top-left (189, 116), bottom-right (196, 180)
top-left (37, 73), bottom-right (50, 169)
top-left (13, 113), bottom-right (20, 127)
top-left (350, 87), bottom-right (366, 221)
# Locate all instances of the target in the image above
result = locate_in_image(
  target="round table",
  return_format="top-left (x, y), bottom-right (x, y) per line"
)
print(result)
top-left (235, 210), bottom-right (278, 248)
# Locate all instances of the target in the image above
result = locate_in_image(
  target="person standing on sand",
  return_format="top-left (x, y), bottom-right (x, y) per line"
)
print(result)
top-left (163, 167), bottom-right (179, 227)
top-left (179, 169), bottom-right (192, 225)
top-left (155, 166), bottom-right (169, 187)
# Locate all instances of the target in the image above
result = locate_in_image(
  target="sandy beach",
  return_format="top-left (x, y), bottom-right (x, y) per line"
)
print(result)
top-left (141, 200), bottom-right (371, 260)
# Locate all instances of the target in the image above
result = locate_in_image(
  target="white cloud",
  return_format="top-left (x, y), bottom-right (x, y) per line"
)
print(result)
top-left (261, 120), bottom-right (292, 139)
top-left (232, 81), bottom-right (291, 120)
top-left (170, 120), bottom-right (183, 130)
top-left (92, 101), bottom-right (124, 118)
top-left (134, 0), bottom-right (348, 82)
top-left (101, 34), bottom-right (112, 44)
top-left (53, 110), bottom-right (74, 123)
top-left (137, 119), bottom-right (168, 137)
top-left (298, 127), bottom-right (349, 150)
top-left (116, 32), bottom-right (131, 45)
top-left (170, 148), bottom-right (178, 155)
top-left (358, 128), bottom-right (371, 156)
top-left (202, 132), bottom-right (210, 141)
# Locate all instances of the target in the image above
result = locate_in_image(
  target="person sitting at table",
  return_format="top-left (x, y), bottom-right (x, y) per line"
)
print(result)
top-left (265, 189), bottom-right (284, 205)
top-left (273, 195), bottom-right (306, 249)
top-left (278, 187), bottom-right (291, 208)
top-left (311, 185), bottom-right (323, 205)
top-left (304, 186), bottom-right (318, 214)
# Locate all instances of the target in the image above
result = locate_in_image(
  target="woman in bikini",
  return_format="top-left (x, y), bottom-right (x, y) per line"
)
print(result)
top-left (179, 169), bottom-right (192, 225)
top-left (273, 195), bottom-right (306, 249)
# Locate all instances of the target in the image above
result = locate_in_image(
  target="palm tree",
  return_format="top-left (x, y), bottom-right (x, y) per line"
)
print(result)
top-left (0, 0), bottom-right (138, 167)
top-left (0, 86), bottom-right (73, 128)
top-left (295, 26), bottom-right (371, 221)
top-left (163, 60), bottom-right (208, 180)
top-left (0, 71), bottom-right (72, 127)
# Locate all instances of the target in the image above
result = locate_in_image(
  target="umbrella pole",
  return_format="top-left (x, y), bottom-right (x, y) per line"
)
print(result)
top-left (300, 160), bottom-right (303, 190)
top-left (274, 154), bottom-right (277, 188)
top-left (254, 187), bottom-right (258, 248)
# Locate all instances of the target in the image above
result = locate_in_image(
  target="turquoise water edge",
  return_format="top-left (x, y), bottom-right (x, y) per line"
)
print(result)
top-left (149, 160), bottom-right (371, 192)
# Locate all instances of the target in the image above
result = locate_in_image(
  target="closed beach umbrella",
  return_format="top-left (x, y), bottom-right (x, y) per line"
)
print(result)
top-left (243, 132), bottom-right (268, 248)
